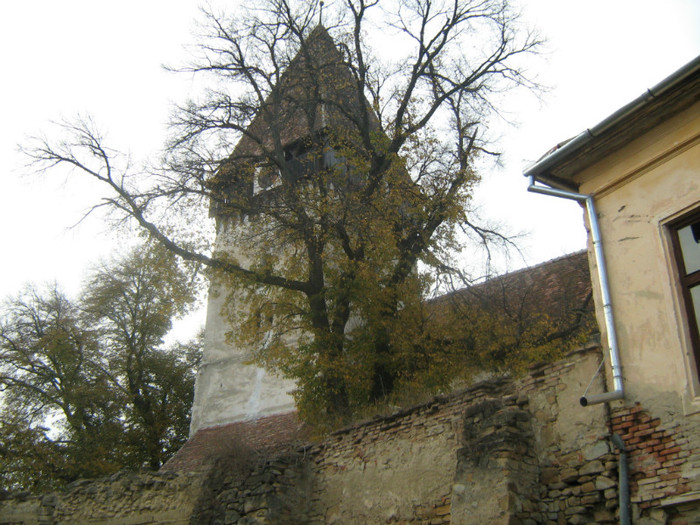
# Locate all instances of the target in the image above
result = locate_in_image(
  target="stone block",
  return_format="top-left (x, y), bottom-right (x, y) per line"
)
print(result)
top-left (564, 506), bottom-right (587, 516)
top-left (595, 476), bottom-right (616, 491)
top-left (567, 513), bottom-right (589, 524)
top-left (579, 481), bottom-right (596, 493)
top-left (583, 441), bottom-right (610, 461)
top-left (243, 495), bottom-right (266, 514)
top-left (561, 468), bottom-right (579, 483)
top-left (604, 488), bottom-right (617, 500)
top-left (566, 496), bottom-right (581, 507)
top-left (580, 493), bottom-right (600, 505)
top-left (593, 509), bottom-right (615, 523)
top-left (579, 460), bottom-right (604, 476)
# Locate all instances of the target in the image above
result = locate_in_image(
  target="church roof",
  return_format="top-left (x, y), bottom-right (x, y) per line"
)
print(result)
top-left (429, 250), bottom-right (595, 338)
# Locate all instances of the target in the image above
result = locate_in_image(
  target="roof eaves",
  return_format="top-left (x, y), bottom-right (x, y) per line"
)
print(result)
top-left (524, 54), bottom-right (700, 189)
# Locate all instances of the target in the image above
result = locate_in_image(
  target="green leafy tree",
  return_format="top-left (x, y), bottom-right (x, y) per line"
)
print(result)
top-left (0, 416), bottom-right (72, 493)
top-left (0, 243), bottom-right (200, 491)
top-left (82, 243), bottom-right (199, 469)
top-left (0, 285), bottom-right (127, 489)
top-left (25, 0), bottom-right (540, 423)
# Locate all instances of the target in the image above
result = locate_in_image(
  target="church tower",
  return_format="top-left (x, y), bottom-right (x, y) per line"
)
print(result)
top-left (189, 25), bottom-right (370, 435)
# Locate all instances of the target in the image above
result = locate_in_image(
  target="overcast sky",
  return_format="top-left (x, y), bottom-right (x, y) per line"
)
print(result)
top-left (1, 0), bottom-right (699, 309)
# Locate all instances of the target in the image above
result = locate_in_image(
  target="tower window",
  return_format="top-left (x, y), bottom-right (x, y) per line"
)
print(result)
top-left (254, 164), bottom-right (281, 195)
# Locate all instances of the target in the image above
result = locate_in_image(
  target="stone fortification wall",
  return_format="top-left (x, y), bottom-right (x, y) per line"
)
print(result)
top-left (291, 344), bottom-right (617, 525)
top-left (308, 379), bottom-right (512, 525)
top-left (517, 352), bottom-right (620, 524)
top-left (183, 344), bottom-right (619, 524)
top-left (0, 470), bottom-right (206, 525)
top-left (2, 345), bottom-right (628, 525)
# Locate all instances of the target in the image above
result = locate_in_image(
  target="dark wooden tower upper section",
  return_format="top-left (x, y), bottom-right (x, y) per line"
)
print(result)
top-left (209, 25), bottom-right (378, 218)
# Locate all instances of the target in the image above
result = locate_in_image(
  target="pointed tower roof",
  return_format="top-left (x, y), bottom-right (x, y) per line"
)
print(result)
top-left (209, 25), bottom-right (383, 217)
top-left (232, 25), bottom-right (374, 158)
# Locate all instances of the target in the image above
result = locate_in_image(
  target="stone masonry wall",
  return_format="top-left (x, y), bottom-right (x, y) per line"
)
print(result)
top-left (518, 349), bottom-right (620, 524)
top-left (1, 345), bottom-right (629, 524)
top-left (0, 470), bottom-right (206, 525)
top-left (192, 344), bottom-right (616, 524)
top-left (307, 379), bottom-right (510, 525)
top-left (451, 395), bottom-right (539, 524)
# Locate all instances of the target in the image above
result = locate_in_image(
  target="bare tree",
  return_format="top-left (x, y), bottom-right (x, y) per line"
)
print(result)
top-left (25, 0), bottom-right (540, 422)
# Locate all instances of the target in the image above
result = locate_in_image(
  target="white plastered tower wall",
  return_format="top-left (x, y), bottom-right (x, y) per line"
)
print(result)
top-left (189, 218), bottom-right (297, 436)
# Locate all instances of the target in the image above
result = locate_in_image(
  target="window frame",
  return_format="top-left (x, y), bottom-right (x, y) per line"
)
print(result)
top-left (669, 208), bottom-right (700, 372)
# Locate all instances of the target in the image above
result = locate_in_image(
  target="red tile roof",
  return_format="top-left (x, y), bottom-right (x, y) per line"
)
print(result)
top-left (431, 250), bottom-right (594, 331)
top-left (162, 412), bottom-right (308, 473)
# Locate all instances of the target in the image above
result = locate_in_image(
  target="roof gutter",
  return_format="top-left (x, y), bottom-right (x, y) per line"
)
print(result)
top-left (524, 55), bottom-right (700, 188)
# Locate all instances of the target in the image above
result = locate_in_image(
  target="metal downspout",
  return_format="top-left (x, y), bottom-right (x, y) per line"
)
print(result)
top-left (527, 176), bottom-right (624, 406)
top-left (611, 434), bottom-right (631, 525)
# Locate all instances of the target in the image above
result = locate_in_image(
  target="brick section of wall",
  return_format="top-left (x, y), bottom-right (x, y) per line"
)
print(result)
top-left (610, 403), bottom-right (693, 512)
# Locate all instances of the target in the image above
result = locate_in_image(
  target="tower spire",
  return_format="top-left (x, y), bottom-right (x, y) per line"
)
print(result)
top-left (319, 1), bottom-right (324, 25)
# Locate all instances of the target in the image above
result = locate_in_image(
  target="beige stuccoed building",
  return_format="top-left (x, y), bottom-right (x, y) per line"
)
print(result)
top-left (528, 55), bottom-right (700, 520)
